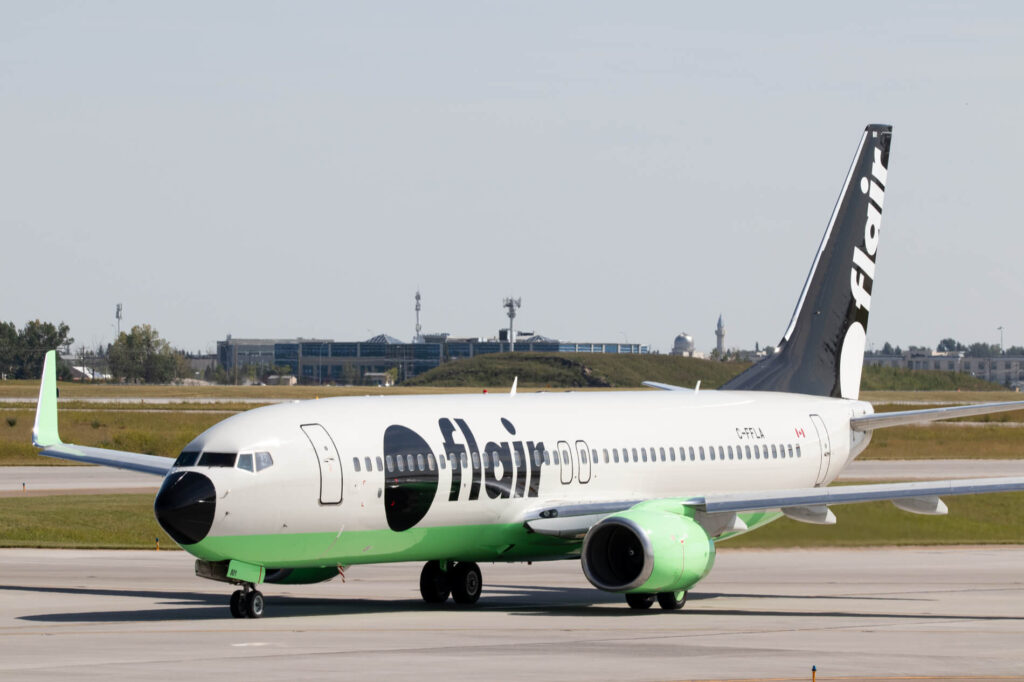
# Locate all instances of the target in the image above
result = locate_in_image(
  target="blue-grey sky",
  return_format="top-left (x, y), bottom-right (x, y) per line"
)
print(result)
top-left (3, 2), bottom-right (1022, 354)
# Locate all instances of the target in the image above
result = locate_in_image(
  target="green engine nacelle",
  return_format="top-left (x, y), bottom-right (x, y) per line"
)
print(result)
top-left (264, 566), bottom-right (340, 585)
top-left (581, 504), bottom-right (715, 594)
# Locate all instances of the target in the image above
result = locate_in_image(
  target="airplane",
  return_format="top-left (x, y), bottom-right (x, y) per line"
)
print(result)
top-left (31, 124), bottom-right (1024, 618)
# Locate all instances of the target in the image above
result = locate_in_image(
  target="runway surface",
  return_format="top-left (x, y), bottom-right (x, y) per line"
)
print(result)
top-left (6, 460), bottom-right (1024, 497)
top-left (1, 547), bottom-right (1021, 681)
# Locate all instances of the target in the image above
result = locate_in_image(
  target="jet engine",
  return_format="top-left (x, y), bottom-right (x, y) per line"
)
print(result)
top-left (581, 505), bottom-right (715, 594)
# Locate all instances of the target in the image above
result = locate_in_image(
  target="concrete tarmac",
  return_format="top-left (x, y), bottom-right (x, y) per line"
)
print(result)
top-left (1, 547), bottom-right (1022, 681)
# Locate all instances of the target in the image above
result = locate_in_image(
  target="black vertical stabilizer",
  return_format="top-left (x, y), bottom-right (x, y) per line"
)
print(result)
top-left (721, 124), bottom-right (892, 400)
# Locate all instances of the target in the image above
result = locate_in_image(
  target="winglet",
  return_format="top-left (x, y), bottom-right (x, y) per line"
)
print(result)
top-left (32, 350), bottom-right (62, 448)
top-left (510, 376), bottom-right (518, 396)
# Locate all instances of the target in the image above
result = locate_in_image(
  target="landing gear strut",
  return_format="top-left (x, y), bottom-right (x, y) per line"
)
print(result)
top-left (229, 584), bottom-right (264, 618)
top-left (418, 561), bottom-right (482, 605)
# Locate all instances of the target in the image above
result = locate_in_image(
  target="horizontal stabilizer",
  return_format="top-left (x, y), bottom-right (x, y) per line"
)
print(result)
top-left (851, 401), bottom-right (1024, 430)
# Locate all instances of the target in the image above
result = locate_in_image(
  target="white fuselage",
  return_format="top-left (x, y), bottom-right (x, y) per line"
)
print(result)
top-left (175, 389), bottom-right (874, 557)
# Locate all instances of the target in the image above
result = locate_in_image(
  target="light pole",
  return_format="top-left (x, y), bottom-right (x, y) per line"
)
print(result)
top-left (998, 326), bottom-right (1004, 354)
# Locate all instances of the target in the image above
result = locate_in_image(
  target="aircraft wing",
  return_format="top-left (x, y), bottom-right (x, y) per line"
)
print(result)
top-left (32, 350), bottom-right (173, 476)
top-left (523, 477), bottom-right (1024, 538)
top-left (851, 400), bottom-right (1024, 430)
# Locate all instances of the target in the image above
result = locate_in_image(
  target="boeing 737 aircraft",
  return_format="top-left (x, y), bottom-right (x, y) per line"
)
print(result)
top-left (32, 124), bottom-right (1024, 618)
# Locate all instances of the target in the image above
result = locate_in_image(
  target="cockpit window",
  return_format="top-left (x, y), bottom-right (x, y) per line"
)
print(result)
top-left (255, 452), bottom-right (274, 471)
top-left (237, 453), bottom-right (254, 472)
top-left (199, 452), bottom-right (236, 467)
top-left (174, 451), bottom-right (199, 467)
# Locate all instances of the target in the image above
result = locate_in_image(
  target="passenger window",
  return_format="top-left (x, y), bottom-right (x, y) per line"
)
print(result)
top-left (745, 445), bottom-right (751, 460)
top-left (237, 453), bottom-right (254, 472)
top-left (591, 450), bottom-right (598, 464)
top-left (709, 446), bottom-right (715, 461)
top-left (603, 449), bottom-right (609, 464)
top-left (689, 446), bottom-right (696, 461)
top-left (376, 456), bottom-right (384, 471)
top-left (427, 456), bottom-right (435, 472)
top-left (632, 448), bottom-right (639, 463)
top-left (699, 447), bottom-right (705, 461)
top-left (641, 448), bottom-right (647, 462)
top-left (771, 445), bottom-right (778, 459)
top-left (461, 452), bottom-right (469, 469)
top-left (364, 456), bottom-right (372, 471)
top-left (718, 446), bottom-right (725, 460)
top-left (754, 445), bottom-right (760, 459)
top-left (613, 449), bottom-right (620, 463)
top-left (660, 447), bottom-right (666, 462)
top-left (471, 453), bottom-right (480, 470)
top-left (796, 444), bottom-right (802, 458)
top-left (543, 450), bottom-right (550, 465)
top-left (353, 457), bottom-right (362, 472)
top-left (727, 446), bottom-right (734, 460)
top-left (788, 445), bottom-right (794, 458)
top-left (396, 456), bottom-right (405, 472)
top-left (386, 455), bottom-right (394, 472)
top-left (407, 454), bottom-right (416, 471)
top-left (255, 452), bottom-right (274, 472)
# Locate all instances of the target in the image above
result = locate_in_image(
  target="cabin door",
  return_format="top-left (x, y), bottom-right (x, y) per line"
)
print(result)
top-left (302, 423), bottom-right (343, 504)
top-left (809, 414), bottom-right (832, 486)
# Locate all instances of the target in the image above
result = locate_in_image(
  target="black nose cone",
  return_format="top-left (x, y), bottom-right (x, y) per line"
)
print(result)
top-left (155, 471), bottom-right (216, 545)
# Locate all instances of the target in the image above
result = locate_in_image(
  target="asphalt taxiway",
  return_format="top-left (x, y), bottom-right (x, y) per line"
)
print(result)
top-left (1, 546), bottom-right (1021, 681)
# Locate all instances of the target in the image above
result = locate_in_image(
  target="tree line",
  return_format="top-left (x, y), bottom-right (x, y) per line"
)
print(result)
top-left (1, 320), bottom-right (193, 383)
top-left (874, 338), bottom-right (1024, 357)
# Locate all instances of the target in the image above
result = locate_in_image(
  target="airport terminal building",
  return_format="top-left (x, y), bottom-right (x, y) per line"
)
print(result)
top-left (217, 334), bottom-right (649, 384)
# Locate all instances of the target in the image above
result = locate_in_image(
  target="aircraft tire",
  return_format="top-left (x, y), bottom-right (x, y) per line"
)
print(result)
top-left (229, 590), bottom-right (245, 618)
top-left (246, 590), bottom-right (265, 618)
top-left (625, 593), bottom-right (656, 610)
top-left (657, 591), bottom-right (687, 610)
top-left (419, 561), bottom-right (451, 603)
top-left (450, 562), bottom-right (482, 605)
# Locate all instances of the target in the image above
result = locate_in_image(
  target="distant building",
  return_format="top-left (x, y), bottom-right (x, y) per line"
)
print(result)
top-left (670, 333), bottom-right (696, 357)
top-left (216, 333), bottom-right (650, 384)
top-left (715, 315), bottom-right (725, 356)
top-left (864, 349), bottom-right (1024, 387)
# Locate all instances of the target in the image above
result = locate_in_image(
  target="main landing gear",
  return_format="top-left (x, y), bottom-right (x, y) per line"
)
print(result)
top-left (419, 560), bottom-right (482, 605)
top-left (625, 591), bottom-right (687, 611)
top-left (229, 584), bottom-right (265, 618)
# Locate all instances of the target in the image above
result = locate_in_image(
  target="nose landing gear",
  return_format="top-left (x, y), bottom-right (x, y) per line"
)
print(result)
top-left (229, 584), bottom-right (265, 618)
top-left (419, 561), bottom-right (481, 605)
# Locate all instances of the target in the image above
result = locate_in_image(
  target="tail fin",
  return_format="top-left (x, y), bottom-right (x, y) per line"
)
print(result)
top-left (722, 124), bottom-right (892, 400)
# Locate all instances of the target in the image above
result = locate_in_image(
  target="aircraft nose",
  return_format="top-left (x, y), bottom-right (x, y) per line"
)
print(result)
top-left (154, 471), bottom-right (216, 545)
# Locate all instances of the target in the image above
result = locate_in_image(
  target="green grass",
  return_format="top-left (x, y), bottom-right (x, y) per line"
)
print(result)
top-left (0, 408), bottom-right (227, 465)
top-left (2, 491), bottom-right (1021, 550)
top-left (405, 352), bottom-right (749, 388)
top-left (859, 423), bottom-right (1024, 460)
top-left (860, 366), bottom-right (1007, 391)
top-left (726, 491), bottom-right (1024, 547)
top-left (0, 494), bottom-right (175, 549)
